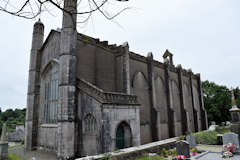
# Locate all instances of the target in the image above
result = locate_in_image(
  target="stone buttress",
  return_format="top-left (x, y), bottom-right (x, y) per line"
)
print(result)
top-left (57, 0), bottom-right (78, 159)
top-left (25, 19), bottom-right (44, 150)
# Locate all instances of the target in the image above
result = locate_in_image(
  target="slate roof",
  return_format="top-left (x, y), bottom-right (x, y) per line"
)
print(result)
top-left (7, 129), bottom-right (24, 142)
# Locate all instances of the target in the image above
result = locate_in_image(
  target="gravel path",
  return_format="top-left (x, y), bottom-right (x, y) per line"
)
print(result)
top-left (197, 152), bottom-right (240, 160)
top-left (196, 145), bottom-right (222, 152)
top-left (195, 145), bottom-right (240, 160)
top-left (8, 146), bottom-right (57, 160)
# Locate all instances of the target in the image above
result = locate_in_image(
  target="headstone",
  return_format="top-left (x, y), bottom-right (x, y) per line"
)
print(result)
top-left (226, 121), bottom-right (231, 126)
top-left (223, 132), bottom-right (239, 148)
top-left (185, 131), bottom-right (190, 136)
top-left (217, 134), bottom-right (223, 145)
top-left (186, 135), bottom-right (196, 149)
top-left (210, 121), bottom-right (216, 125)
top-left (221, 122), bottom-right (225, 126)
top-left (232, 113), bottom-right (239, 123)
top-left (0, 124), bottom-right (7, 143)
top-left (208, 125), bottom-right (218, 131)
top-left (0, 123), bottom-right (9, 160)
top-left (230, 124), bottom-right (239, 134)
top-left (176, 140), bottom-right (190, 158)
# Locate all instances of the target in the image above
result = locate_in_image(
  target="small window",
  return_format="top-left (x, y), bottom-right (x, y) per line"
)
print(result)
top-left (84, 114), bottom-right (97, 133)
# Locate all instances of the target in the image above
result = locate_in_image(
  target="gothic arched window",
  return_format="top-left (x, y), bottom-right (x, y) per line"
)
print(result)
top-left (84, 114), bottom-right (97, 133)
top-left (43, 64), bottom-right (58, 124)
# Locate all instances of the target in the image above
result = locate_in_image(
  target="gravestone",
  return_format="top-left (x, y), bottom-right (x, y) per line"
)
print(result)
top-left (223, 132), bottom-right (239, 148)
top-left (221, 122), bottom-right (225, 126)
top-left (210, 121), bottom-right (216, 125)
top-left (217, 134), bottom-right (223, 145)
top-left (208, 125), bottom-right (218, 131)
top-left (232, 113), bottom-right (240, 123)
top-left (226, 121), bottom-right (231, 126)
top-left (222, 132), bottom-right (240, 154)
top-left (186, 135), bottom-right (196, 149)
top-left (176, 140), bottom-right (190, 158)
top-left (0, 123), bottom-right (9, 160)
top-left (230, 124), bottom-right (238, 135)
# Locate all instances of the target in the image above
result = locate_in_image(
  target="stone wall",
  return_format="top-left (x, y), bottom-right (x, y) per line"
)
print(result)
top-left (76, 138), bottom-right (177, 160)
top-left (76, 78), bottom-right (140, 157)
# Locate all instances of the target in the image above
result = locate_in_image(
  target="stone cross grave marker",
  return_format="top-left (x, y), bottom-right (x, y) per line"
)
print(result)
top-left (211, 121), bottom-right (216, 125)
top-left (0, 123), bottom-right (9, 160)
top-left (221, 122), bottom-right (225, 126)
top-left (176, 140), bottom-right (190, 158)
top-left (186, 135), bottom-right (196, 149)
top-left (223, 132), bottom-right (239, 152)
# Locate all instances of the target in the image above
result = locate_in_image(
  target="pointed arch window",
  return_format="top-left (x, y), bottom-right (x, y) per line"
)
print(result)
top-left (84, 114), bottom-right (97, 133)
top-left (43, 64), bottom-right (58, 124)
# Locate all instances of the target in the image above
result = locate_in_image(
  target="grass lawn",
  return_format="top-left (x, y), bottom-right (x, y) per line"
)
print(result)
top-left (193, 126), bottom-right (230, 145)
top-left (134, 155), bottom-right (168, 160)
top-left (9, 153), bottom-right (22, 160)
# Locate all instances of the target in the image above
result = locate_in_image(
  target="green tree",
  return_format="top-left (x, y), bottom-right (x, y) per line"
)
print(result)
top-left (0, 108), bottom-right (26, 133)
top-left (202, 80), bottom-right (231, 124)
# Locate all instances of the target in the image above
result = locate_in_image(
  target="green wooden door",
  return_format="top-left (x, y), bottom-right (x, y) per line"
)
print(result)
top-left (116, 125), bottom-right (125, 149)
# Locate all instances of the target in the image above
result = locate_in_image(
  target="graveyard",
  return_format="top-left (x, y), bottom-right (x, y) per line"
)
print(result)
top-left (73, 96), bottom-right (240, 160)
top-left (1, 91), bottom-right (240, 159)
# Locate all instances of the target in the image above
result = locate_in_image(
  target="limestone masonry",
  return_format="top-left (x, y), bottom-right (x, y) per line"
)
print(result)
top-left (25, 1), bottom-right (208, 159)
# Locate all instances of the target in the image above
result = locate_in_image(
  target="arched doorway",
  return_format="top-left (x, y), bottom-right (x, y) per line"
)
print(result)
top-left (115, 121), bottom-right (132, 149)
top-left (116, 125), bottom-right (125, 149)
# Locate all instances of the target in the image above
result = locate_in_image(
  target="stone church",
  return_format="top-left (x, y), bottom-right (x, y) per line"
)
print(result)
top-left (25, 0), bottom-right (208, 159)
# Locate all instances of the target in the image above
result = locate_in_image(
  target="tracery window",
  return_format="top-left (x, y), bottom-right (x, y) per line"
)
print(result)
top-left (43, 65), bottom-right (58, 124)
top-left (84, 114), bottom-right (97, 133)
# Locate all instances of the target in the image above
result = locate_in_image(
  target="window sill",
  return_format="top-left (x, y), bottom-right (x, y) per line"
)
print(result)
top-left (40, 124), bottom-right (58, 128)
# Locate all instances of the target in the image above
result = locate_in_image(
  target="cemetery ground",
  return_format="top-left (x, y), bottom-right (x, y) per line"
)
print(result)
top-left (6, 125), bottom-right (240, 160)
top-left (8, 144), bottom-right (237, 160)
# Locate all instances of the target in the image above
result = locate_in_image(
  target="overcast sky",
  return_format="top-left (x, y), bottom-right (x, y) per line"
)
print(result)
top-left (0, 0), bottom-right (240, 112)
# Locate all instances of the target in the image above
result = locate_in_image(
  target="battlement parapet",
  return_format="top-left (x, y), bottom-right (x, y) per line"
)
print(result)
top-left (129, 51), bottom-right (148, 63)
top-left (77, 34), bottom-right (119, 53)
top-left (153, 60), bottom-right (164, 68)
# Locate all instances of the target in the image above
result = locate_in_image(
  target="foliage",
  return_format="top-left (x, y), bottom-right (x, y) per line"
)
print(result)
top-left (194, 130), bottom-right (218, 144)
top-left (172, 149), bottom-right (177, 156)
top-left (8, 153), bottom-right (22, 160)
top-left (134, 155), bottom-right (167, 160)
top-left (222, 151), bottom-right (233, 158)
top-left (100, 153), bottom-right (111, 160)
top-left (191, 148), bottom-right (196, 152)
top-left (179, 135), bottom-right (185, 140)
top-left (215, 126), bottom-right (231, 134)
top-left (162, 148), bottom-right (167, 155)
top-left (202, 80), bottom-right (232, 124)
top-left (0, 108), bottom-right (26, 133)
top-left (21, 139), bottom-right (25, 145)
top-left (193, 126), bottom-right (230, 145)
top-left (167, 149), bottom-right (173, 155)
